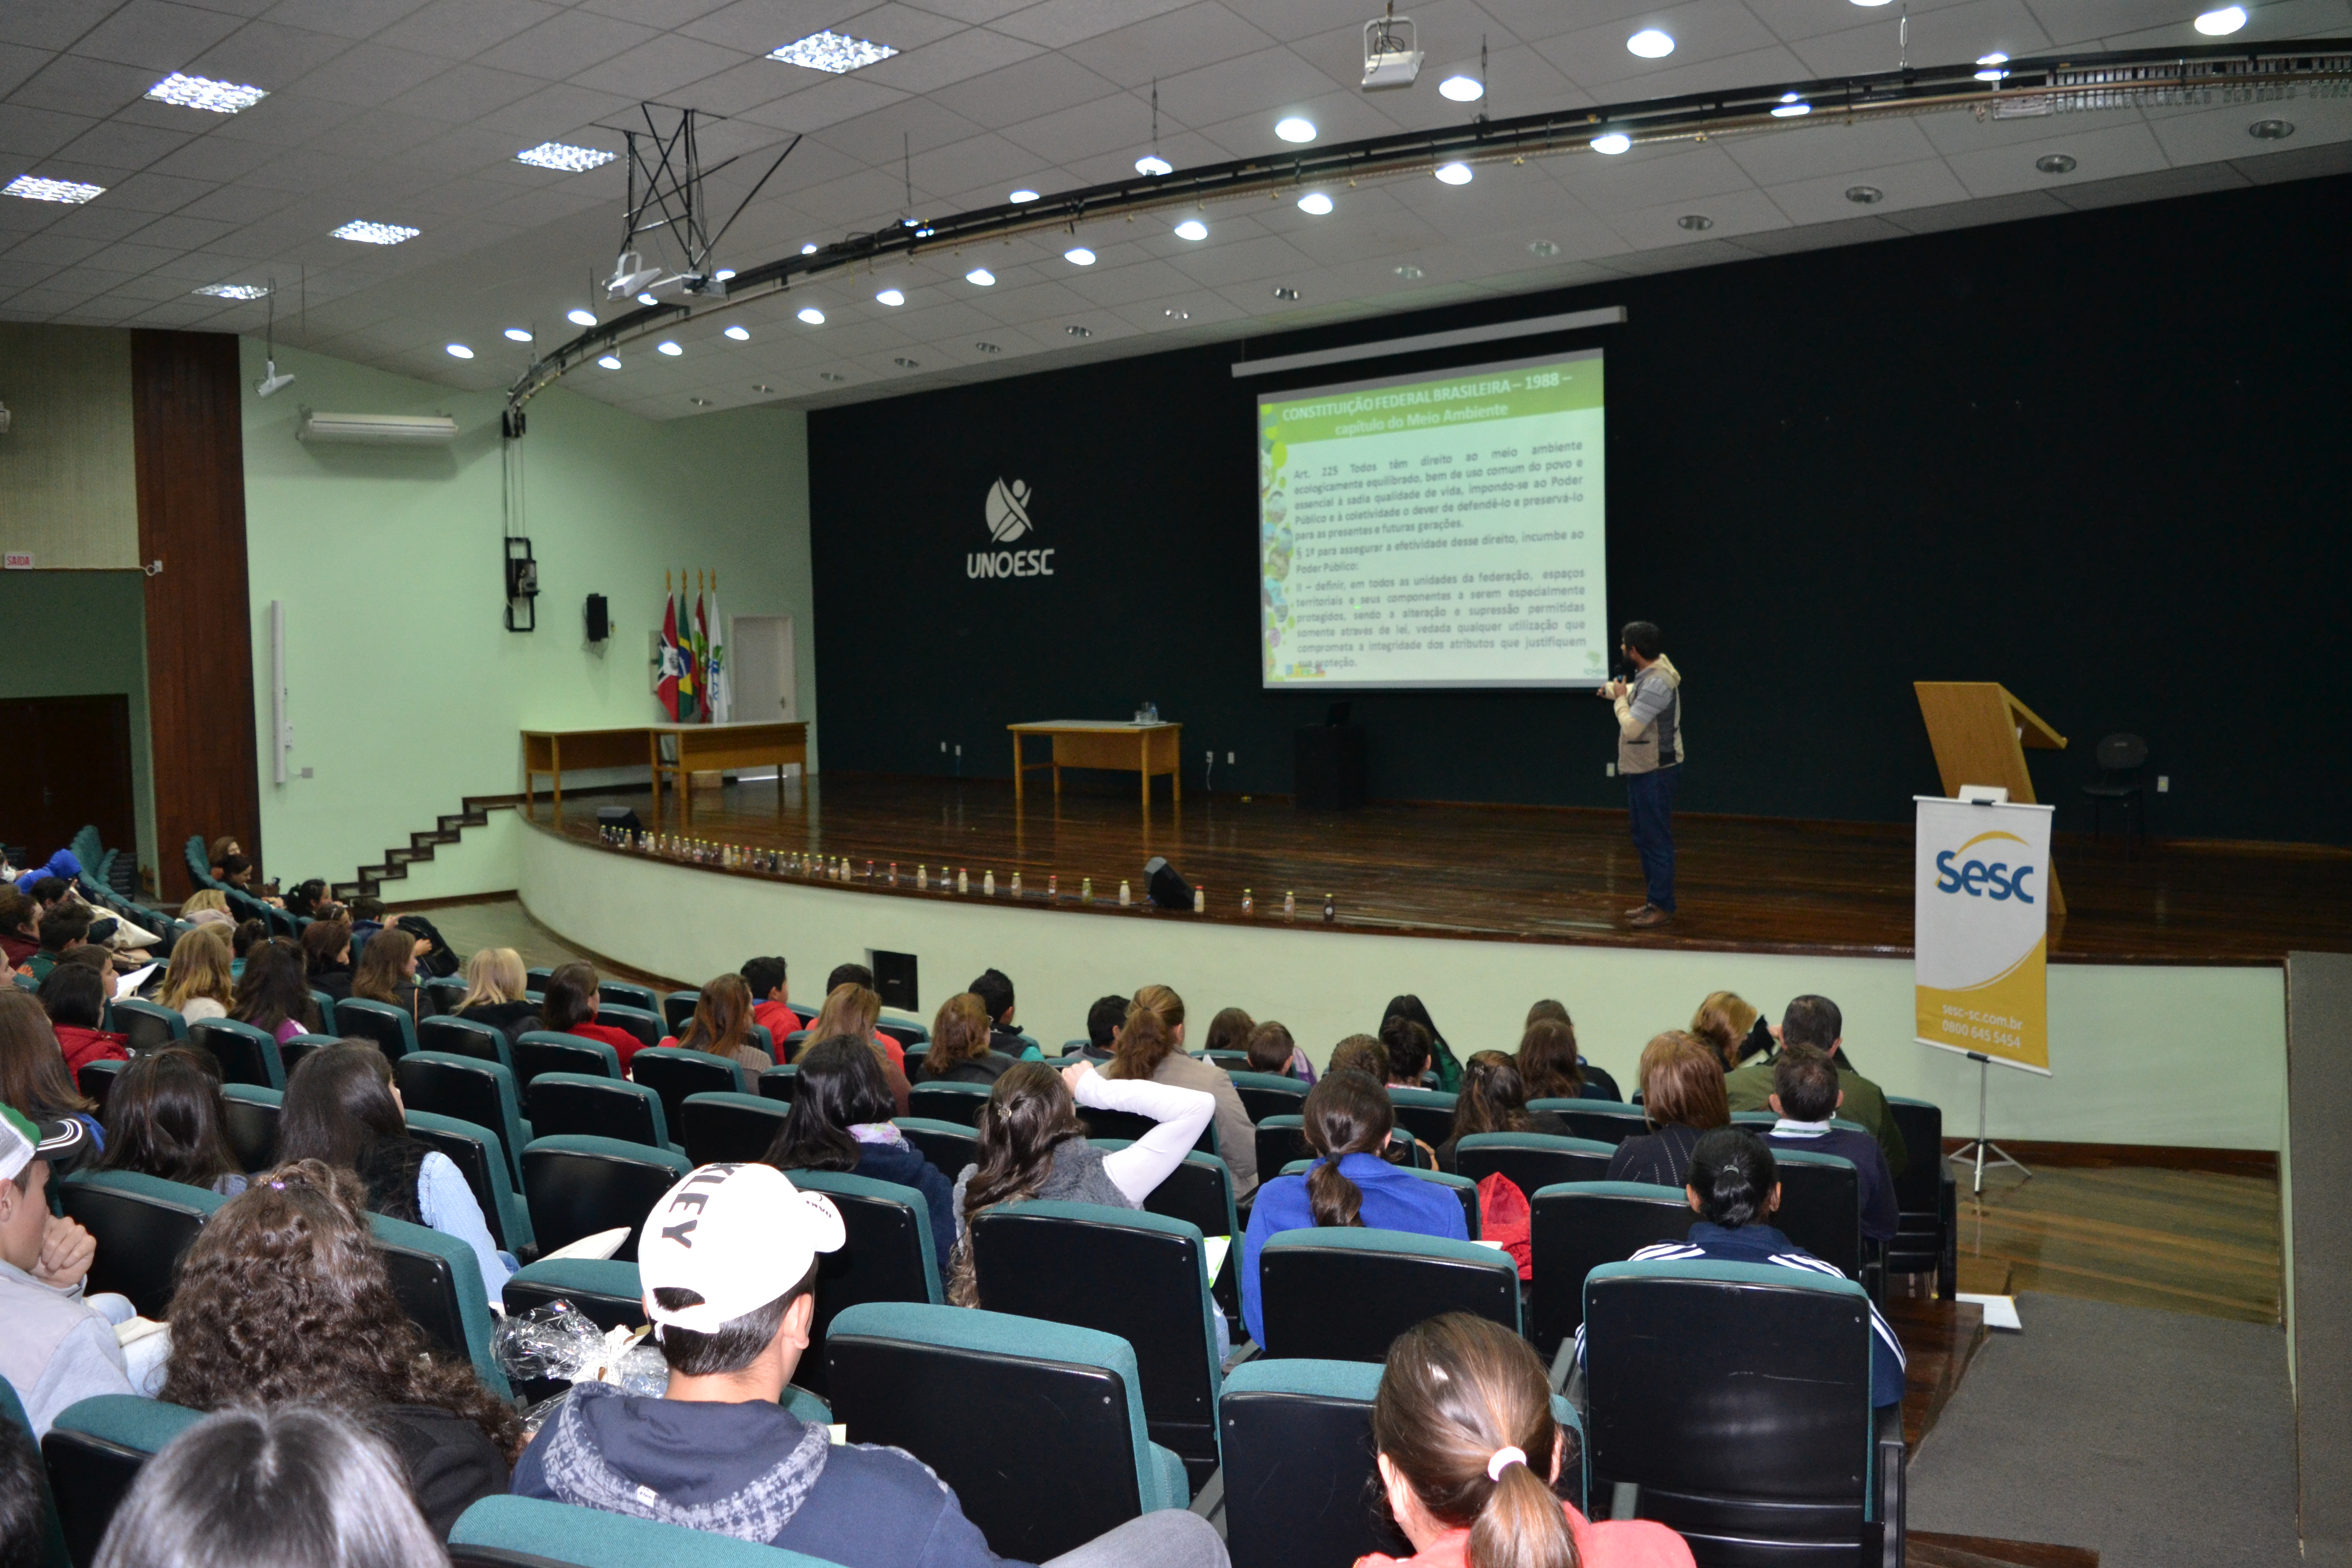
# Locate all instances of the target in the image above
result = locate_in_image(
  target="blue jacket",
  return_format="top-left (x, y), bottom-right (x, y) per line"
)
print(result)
top-left (1239, 1152), bottom-right (1468, 1345)
top-left (1575, 1220), bottom-right (1905, 1407)
top-left (849, 1139), bottom-right (958, 1283)
top-left (1763, 1123), bottom-right (1900, 1243)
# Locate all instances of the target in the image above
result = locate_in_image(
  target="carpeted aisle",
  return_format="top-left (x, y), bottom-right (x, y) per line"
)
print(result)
top-left (1908, 1291), bottom-right (2298, 1565)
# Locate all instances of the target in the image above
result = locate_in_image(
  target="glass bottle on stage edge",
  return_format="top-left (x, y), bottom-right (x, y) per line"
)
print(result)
top-left (1241, 889), bottom-right (1254, 915)
top-left (1283, 890), bottom-right (1296, 919)
top-left (1322, 892), bottom-right (1336, 923)
top-left (1118, 880), bottom-right (1132, 906)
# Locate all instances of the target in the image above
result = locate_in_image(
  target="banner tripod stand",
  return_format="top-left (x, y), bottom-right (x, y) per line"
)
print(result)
top-left (1946, 1051), bottom-right (2029, 1196)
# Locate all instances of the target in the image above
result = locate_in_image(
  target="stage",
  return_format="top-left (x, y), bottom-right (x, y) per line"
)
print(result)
top-left (527, 773), bottom-right (2352, 967)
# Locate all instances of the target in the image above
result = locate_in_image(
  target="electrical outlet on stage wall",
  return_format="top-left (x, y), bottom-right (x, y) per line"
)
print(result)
top-left (2158, 775), bottom-right (2169, 792)
top-left (1606, 763), bottom-right (1616, 777)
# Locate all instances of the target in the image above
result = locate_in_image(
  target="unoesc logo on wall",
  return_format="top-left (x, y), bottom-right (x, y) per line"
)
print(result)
top-left (1912, 797), bottom-right (2054, 1074)
top-left (969, 478), bottom-right (1057, 579)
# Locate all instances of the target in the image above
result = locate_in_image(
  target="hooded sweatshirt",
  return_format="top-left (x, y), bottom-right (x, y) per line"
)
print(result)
top-left (512, 1382), bottom-right (1023, 1568)
top-left (14, 851), bottom-right (80, 896)
top-left (1613, 654), bottom-right (1683, 775)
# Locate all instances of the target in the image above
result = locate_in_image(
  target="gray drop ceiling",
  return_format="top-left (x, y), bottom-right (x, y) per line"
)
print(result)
top-left (4, 0), bottom-right (2347, 416)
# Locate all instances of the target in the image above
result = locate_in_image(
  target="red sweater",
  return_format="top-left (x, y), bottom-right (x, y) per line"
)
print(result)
top-left (751, 999), bottom-right (800, 1044)
top-left (55, 1025), bottom-right (130, 1074)
top-left (565, 1020), bottom-right (648, 1072)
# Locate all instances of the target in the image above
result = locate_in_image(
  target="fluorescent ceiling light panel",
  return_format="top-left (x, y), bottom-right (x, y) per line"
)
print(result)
top-left (1434, 162), bottom-right (1472, 185)
top-left (1771, 95), bottom-right (1812, 117)
top-left (770, 31), bottom-right (898, 72)
top-left (194, 283), bottom-right (270, 300)
top-left (1136, 154), bottom-right (1172, 176)
top-left (332, 219), bottom-right (418, 244)
top-left (4, 175), bottom-right (104, 204)
top-left (965, 267), bottom-right (996, 285)
top-left (516, 141), bottom-right (617, 172)
top-left (146, 72), bottom-right (267, 113)
top-left (1009, 189), bottom-right (1040, 203)
top-left (2195, 4), bottom-right (2247, 31)
top-left (1296, 192), bottom-right (1333, 214)
top-left (875, 288), bottom-right (904, 306)
top-left (1065, 247), bottom-right (1096, 265)
top-left (1592, 132), bottom-right (1631, 154)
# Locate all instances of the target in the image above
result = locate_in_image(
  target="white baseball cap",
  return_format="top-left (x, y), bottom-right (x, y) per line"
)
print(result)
top-left (638, 1163), bottom-right (845, 1334)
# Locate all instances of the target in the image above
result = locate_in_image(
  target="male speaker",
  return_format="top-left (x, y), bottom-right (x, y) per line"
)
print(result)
top-left (1143, 856), bottom-right (1193, 911)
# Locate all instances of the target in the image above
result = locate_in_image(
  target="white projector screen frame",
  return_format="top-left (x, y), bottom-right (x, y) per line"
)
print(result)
top-left (1257, 348), bottom-right (1608, 691)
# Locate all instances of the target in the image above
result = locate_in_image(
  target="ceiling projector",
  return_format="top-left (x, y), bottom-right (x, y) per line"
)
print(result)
top-left (1361, 8), bottom-right (1422, 89)
top-left (605, 250), bottom-right (664, 299)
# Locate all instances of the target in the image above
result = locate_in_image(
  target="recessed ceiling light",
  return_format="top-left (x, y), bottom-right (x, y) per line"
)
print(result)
top-left (2036, 152), bottom-right (2077, 174)
top-left (331, 219), bottom-right (418, 244)
top-left (1394, 263), bottom-right (1424, 279)
top-left (636, 292), bottom-right (658, 306)
top-left (1434, 162), bottom-right (1472, 185)
top-left (566, 308), bottom-right (597, 327)
top-left (1272, 285), bottom-right (1301, 301)
top-left (445, 344), bottom-right (474, 359)
top-left (1438, 74), bottom-right (1483, 102)
top-left (1010, 189), bottom-right (1040, 203)
top-left (1135, 154), bottom-right (1172, 176)
top-left (770, 30), bottom-right (898, 72)
top-left (1627, 29), bottom-right (1675, 57)
top-left (1275, 116), bottom-right (1317, 143)
top-left (194, 282), bottom-right (270, 300)
top-left (657, 340), bottom-right (682, 356)
top-left (797, 306), bottom-right (826, 325)
top-left (713, 269), bottom-right (735, 281)
top-left (2194, 5), bottom-right (2248, 33)
top-left (1529, 239), bottom-right (1559, 257)
top-left (1591, 132), bottom-right (1631, 155)
top-left (2249, 118), bottom-right (2295, 138)
top-left (801, 242), bottom-right (819, 255)
top-left (1164, 307), bottom-right (1190, 320)
top-left (875, 287), bottom-right (904, 306)
top-left (516, 141), bottom-right (615, 173)
top-left (1173, 218), bottom-right (1208, 241)
top-left (724, 325), bottom-right (750, 340)
top-left (691, 397), bottom-right (712, 406)
top-left (1851, 0), bottom-right (1893, 7)
top-left (753, 383), bottom-right (774, 392)
top-left (894, 356), bottom-right (921, 368)
top-left (596, 355), bottom-right (622, 370)
top-left (1677, 214), bottom-right (1712, 230)
top-left (819, 372), bottom-right (845, 382)
top-left (965, 267), bottom-right (996, 286)
top-left (503, 327), bottom-right (532, 342)
top-left (1846, 185), bottom-right (1883, 204)
top-left (146, 72), bottom-right (267, 113)
top-left (1974, 52), bottom-right (2010, 80)
top-left (1066, 325), bottom-right (1093, 336)
top-left (975, 341), bottom-right (1002, 353)
top-left (1771, 94), bottom-right (1811, 117)
top-left (4, 175), bottom-right (104, 204)
top-left (1296, 192), bottom-right (1333, 215)
top-left (1065, 247), bottom-right (1096, 265)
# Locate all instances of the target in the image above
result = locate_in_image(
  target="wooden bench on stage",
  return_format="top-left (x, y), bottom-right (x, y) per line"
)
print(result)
top-left (523, 721), bottom-right (808, 828)
top-left (1009, 720), bottom-right (1181, 814)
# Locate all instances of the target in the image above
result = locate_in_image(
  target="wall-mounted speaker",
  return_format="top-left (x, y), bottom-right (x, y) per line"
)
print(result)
top-left (585, 593), bottom-right (609, 642)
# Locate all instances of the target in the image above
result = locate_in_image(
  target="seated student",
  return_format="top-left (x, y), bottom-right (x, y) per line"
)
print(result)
top-left (1513, 1018), bottom-right (1586, 1103)
top-left (452, 946), bottom-right (541, 1043)
top-left (949, 1032), bottom-right (1216, 1289)
top-left (765, 1035), bottom-right (956, 1278)
top-left (920, 993), bottom-right (1017, 1085)
top-left (1763, 1047), bottom-right (1897, 1244)
top-left (808, 983), bottom-right (907, 1080)
top-left (157, 922), bottom-right (234, 1022)
top-left (160, 1161), bottom-right (519, 1537)
top-left (216, 855), bottom-right (281, 908)
top-left (0, 1104), bottom-right (132, 1436)
top-left (538, 962), bottom-right (645, 1070)
top-left (825, 961), bottom-right (875, 995)
top-left (1328, 1033), bottom-right (1388, 1082)
top-left (1379, 1015), bottom-right (1436, 1087)
top-left (282, 878), bottom-right (343, 922)
top-left (1245, 1020), bottom-right (1316, 1084)
top-left (1381, 994), bottom-right (1465, 1092)
top-left (1435, 1050), bottom-right (1567, 1174)
top-left (0, 889), bottom-right (37, 968)
top-left (229, 937), bottom-right (317, 1044)
top-left (228, 919), bottom-right (268, 969)
top-left (0, 1410), bottom-right (43, 1560)
top-left (37, 965), bottom-right (128, 1076)
top-left (1076, 994), bottom-right (1127, 1062)
top-left (1575, 1128), bottom-right (1905, 1408)
top-left (967, 967), bottom-right (1033, 1059)
top-left (345, 896), bottom-right (387, 940)
top-left (1202, 1006), bottom-right (1255, 1059)
top-left (277, 1042), bottom-right (513, 1304)
top-left (514, 1162), bottom-right (1230, 1568)
top-left (205, 837), bottom-right (241, 882)
top-left (1364, 1313), bottom-right (1694, 1568)
top-left (179, 888), bottom-right (229, 922)
top-left (300, 919), bottom-right (355, 1002)
top-left (659, 973), bottom-right (772, 1091)
top-left (1607, 1032), bottom-right (1729, 1187)
top-left (0, 990), bottom-right (102, 1161)
top-left (1240, 1070), bottom-right (1468, 1346)
top-left (95, 1047), bottom-right (249, 1197)
top-left (1107, 987), bottom-right (1257, 1196)
top-left (741, 954), bottom-right (795, 1041)
top-left (1690, 989), bottom-right (1774, 1074)
top-left (1724, 994), bottom-right (1906, 1177)
top-left (91, 1404), bottom-right (453, 1568)
top-left (26, 905), bottom-right (90, 983)
top-left (1523, 999), bottom-right (1621, 1100)
top-left (349, 921), bottom-right (430, 1024)
top-left (12, 851), bottom-right (81, 899)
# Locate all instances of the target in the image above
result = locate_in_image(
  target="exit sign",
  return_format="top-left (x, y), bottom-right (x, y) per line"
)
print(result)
top-left (2, 554), bottom-right (33, 570)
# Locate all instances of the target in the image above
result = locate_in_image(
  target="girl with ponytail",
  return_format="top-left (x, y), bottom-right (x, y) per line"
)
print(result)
top-left (1238, 1070), bottom-right (1467, 1346)
top-left (1362, 1313), bottom-right (1693, 1568)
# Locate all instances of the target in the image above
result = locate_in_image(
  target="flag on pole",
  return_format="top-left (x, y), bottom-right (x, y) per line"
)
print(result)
top-left (704, 587), bottom-right (730, 723)
top-left (676, 572), bottom-right (699, 721)
top-left (656, 586), bottom-right (682, 721)
top-left (691, 584), bottom-right (712, 723)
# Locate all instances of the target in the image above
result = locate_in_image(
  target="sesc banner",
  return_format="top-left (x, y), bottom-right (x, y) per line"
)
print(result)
top-left (1914, 796), bottom-right (2053, 1075)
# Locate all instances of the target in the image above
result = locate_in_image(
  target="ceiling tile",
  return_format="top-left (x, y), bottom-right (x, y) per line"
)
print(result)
top-left (69, 1), bottom-right (250, 71)
top-left (994, 0), bottom-right (1195, 51)
top-left (1941, 118), bottom-right (2172, 197)
top-left (1061, 1), bottom-right (1277, 86)
top-left (8, 54), bottom-right (158, 117)
top-left (57, 119), bottom-right (195, 170)
top-left (287, 43), bottom-right (451, 107)
top-left (475, 11), bottom-right (664, 81)
top-left (571, 32), bottom-right (751, 100)
top-left (262, 0), bottom-right (437, 42)
top-left (2, 0), bottom-right (133, 53)
top-left (91, 169), bottom-right (216, 213)
top-left (373, 0), bottom-right (562, 61)
top-left (862, 29), bottom-right (1044, 94)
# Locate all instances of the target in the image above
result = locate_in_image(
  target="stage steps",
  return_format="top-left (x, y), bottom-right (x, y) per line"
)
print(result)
top-left (332, 794), bottom-right (521, 900)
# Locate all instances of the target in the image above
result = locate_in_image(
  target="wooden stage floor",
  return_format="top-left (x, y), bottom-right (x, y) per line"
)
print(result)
top-left (530, 774), bottom-right (2350, 965)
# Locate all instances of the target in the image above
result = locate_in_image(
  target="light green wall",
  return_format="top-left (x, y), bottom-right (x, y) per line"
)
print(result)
top-left (0, 571), bottom-right (158, 876)
top-left (239, 339), bottom-right (815, 891)
top-left (520, 825), bottom-right (2288, 1150)
top-left (0, 325), bottom-right (138, 570)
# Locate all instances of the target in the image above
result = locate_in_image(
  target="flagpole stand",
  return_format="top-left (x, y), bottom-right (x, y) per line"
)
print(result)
top-left (1946, 1051), bottom-right (2029, 1197)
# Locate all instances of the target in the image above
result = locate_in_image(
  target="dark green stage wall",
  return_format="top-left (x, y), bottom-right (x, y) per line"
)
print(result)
top-left (808, 174), bottom-right (2351, 844)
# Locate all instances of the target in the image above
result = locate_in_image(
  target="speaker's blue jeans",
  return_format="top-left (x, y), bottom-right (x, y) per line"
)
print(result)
top-left (1626, 764), bottom-right (1679, 912)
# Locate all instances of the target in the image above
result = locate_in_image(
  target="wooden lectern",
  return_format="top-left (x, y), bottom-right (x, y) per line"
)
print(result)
top-left (1914, 682), bottom-right (2068, 918)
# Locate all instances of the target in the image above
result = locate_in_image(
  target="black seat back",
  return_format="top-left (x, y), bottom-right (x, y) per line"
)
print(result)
top-left (595, 1004), bottom-right (664, 1049)
top-left (395, 1055), bottom-right (514, 1159)
top-left (332, 1001), bottom-right (411, 1061)
top-left (219, 1089), bottom-right (280, 1171)
top-left (1455, 1134), bottom-right (1615, 1196)
top-left (662, 990), bottom-right (700, 1032)
top-left (406, 1119), bottom-right (510, 1251)
top-left (786, 1170), bottom-right (941, 1398)
top-left (1772, 1151), bottom-right (1863, 1281)
top-left (907, 1082), bottom-right (990, 1127)
top-left (501, 1270), bottom-right (645, 1333)
top-left (1531, 1099), bottom-right (1652, 1146)
top-left (1231, 1073), bottom-right (1309, 1124)
top-left (511, 1034), bottom-right (617, 1088)
top-left (77, 1059), bottom-right (127, 1114)
top-left (894, 1117), bottom-right (978, 1183)
top-left (520, 1141), bottom-right (689, 1261)
top-left (757, 1064), bottom-right (797, 1104)
top-left (1883, 1098), bottom-right (1952, 1286)
top-left (40, 1423), bottom-right (154, 1565)
top-left (1385, 1089), bottom-right (1458, 1148)
top-left (1527, 1182), bottom-right (1694, 1356)
top-left (419, 1015), bottom-right (510, 1065)
top-left (376, 1232), bottom-right (472, 1364)
top-left (188, 1019), bottom-right (279, 1089)
top-left (528, 1077), bottom-right (663, 1148)
top-left (630, 1049), bottom-right (741, 1132)
top-left (56, 1174), bottom-right (217, 1317)
top-left (110, 1000), bottom-right (183, 1054)
top-left (678, 1092), bottom-right (790, 1165)
top-left (1258, 1231), bottom-right (1518, 1362)
top-left (1219, 1365), bottom-right (1401, 1568)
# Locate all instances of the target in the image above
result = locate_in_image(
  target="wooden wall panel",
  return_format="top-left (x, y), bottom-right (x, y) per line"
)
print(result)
top-left (132, 330), bottom-right (258, 901)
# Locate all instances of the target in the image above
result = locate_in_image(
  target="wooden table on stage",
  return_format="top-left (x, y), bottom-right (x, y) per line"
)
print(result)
top-left (1010, 720), bottom-right (1181, 813)
top-left (522, 721), bottom-right (808, 828)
